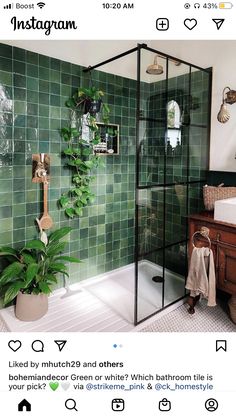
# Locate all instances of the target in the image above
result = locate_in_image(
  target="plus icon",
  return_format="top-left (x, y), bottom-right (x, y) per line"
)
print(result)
top-left (156, 18), bottom-right (169, 31)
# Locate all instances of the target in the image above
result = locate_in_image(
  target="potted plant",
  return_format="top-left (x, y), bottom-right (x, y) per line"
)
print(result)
top-left (66, 86), bottom-right (110, 119)
top-left (78, 86), bottom-right (104, 115)
top-left (59, 85), bottom-right (110, 218)
top-left (0, 227), bottom-right (81, 321)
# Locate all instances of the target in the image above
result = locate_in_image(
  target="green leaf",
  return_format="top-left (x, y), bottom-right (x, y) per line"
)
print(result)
top-left (50, 262), bottom-right (68, 271)
top-left (61, 127), bottom-right (70, 134)
top-left (65, 208), bottom-right (75, 218)
top-left (72, 148), bottom-right (81, 156)
top-left (26, 263), bottom-right (39, 283)
top-left (74, 158), bottom-right (83, 166)
top-left (65, 98), bottom-right (76, 108)
top-left (84, 160), bottom-right (94, 169)
top-left (32, 288), bottom-right (40, 295)
top-left (24, 240), bottom-right (46, 252)
top-left (80, 196), bottom-right (88, 205)
top-left (63, 148), bottom-right (74, 156)
top-left (46, 241), bottom-right (67, 257)
top-left (74, 188), bottom-right (82, 197)
top-left (55, 256), bottom-right (81, 263)
top-left (102, 103), bottom-right (110, 113)
top-left (21, 252), bottom-right (37, 265)
top-left (75, 207), bottom-right (83, 216)
top-left (38, 282), bottom-right (51, 294)
top-left (0, 262), bottom-right (25, 286)
top-left (80, 186), bottom-right (89, 193)
top-left (88, 194), bottom-right (96, 204)
top-left (0, 247), bottom-right (19, 257)
top-left (81, 148), bottom-right (90, 156)
top-left (59, 195), bottom-right (70, 208)
top-left (3, 281), bottom-right (25, 306)
top-left (71, 128), bottom-right (79, 137)
top-left (44, 273), bottom-right (58, 284)
top-left (49, 227), bottom-right (73, 243)
top-left (73, 175), bottom-right (80, 182)
top-left (77, 164), bottom-right (88, 173)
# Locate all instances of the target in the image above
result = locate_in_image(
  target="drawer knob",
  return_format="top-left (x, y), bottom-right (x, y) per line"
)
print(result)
top-left (216, 232), bottom-right (221, 241)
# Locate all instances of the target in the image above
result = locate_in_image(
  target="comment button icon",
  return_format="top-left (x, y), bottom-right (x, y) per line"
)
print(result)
top-left (31, 340), bottom-right (44, 352)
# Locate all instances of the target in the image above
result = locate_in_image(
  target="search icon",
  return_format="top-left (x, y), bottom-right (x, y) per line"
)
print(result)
top-left (65, 399), bottom-right (78, 412)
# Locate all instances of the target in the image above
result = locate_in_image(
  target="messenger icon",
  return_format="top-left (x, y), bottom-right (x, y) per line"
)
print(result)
top-left (159, 398), bottom-right (171, 411)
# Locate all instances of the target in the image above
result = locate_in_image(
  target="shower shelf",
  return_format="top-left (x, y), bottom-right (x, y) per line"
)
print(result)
top-left (93, 122), bottom-right (119, 155)
top-left (139, 118), bottom-right (208, 129)
top-left (139, 117), bottom-right (165, 123)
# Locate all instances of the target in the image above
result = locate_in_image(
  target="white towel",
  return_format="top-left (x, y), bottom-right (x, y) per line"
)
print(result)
top-left (186, 247), bottom-right (216, 307)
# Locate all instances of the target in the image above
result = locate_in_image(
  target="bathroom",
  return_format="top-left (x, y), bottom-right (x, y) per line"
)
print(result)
top-left (0, 40), bottom-right (236, 332)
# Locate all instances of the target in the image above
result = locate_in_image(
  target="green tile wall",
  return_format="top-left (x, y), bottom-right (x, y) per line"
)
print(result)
top-left (0, 42), bottom-right (211, 307)
top-left (0, 43), bottom-right (136, 290)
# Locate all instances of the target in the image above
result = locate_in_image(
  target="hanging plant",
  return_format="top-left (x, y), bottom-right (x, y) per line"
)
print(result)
top-left (59, 86), bottom-right (110, 219)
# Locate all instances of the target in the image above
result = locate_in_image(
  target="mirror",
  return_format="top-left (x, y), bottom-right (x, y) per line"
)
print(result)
top-left (166, 100), bottom-right (181, 155)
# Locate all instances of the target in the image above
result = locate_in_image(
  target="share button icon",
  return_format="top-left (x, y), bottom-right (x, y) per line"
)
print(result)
top-left (212, 19), bottom-right (225, 29)
top-left (54, 340), bottom-right (67, 352)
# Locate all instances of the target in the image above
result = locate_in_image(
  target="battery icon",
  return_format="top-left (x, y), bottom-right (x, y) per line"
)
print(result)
top-left (219, 2), bottom-right (233, 8)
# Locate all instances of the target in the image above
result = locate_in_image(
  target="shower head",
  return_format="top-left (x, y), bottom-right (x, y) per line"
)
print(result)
top-left (146, 55), bottom-right (163, 75)
top-left (146, 54), bottom-right (182, 75)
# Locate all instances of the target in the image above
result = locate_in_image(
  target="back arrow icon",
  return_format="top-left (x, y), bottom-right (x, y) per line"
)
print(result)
top-left (212, 19), bottom-right (225, 30)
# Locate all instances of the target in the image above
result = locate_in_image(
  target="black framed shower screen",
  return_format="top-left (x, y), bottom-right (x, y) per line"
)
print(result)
top-left (84, 43), bottom-right (212, 326)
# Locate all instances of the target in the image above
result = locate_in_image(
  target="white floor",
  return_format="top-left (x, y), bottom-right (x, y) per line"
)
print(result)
top-left (0, 262), bottom-right (185, 332)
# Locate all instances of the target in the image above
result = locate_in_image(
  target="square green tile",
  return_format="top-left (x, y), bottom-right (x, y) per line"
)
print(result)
top-left (0, 43), bottom-right (12, 59)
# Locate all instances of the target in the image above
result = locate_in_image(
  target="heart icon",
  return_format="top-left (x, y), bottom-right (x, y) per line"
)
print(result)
top-left (8, 340), bottom-right (22, 352)
top-left (61, 382), bottom-right (70, 391)
top-left (184, 18), bottom-right (197, 30)
top-left (49, 382), bottom-right (59, 391)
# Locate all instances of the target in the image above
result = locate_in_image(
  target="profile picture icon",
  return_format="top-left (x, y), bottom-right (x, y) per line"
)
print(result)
top-left (205, 398), bottom-right (218, 412)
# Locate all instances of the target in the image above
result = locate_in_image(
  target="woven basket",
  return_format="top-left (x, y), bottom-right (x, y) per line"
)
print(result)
top-left (203, 184), bottom-right (236, 211)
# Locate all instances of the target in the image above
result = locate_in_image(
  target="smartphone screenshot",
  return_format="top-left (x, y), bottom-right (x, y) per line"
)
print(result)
top-left (0, 0), bottom-right (235, 417)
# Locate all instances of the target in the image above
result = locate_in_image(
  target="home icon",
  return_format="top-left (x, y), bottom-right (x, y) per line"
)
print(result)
top-left (18, 399), bottom-right (31, 412)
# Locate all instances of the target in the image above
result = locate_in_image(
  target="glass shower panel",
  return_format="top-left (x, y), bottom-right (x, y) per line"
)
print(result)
top-left (138, 49), bottom-right (167, 187)
top-left (190, 68), bottom-right (211, 126)
top-left (137, 250), bottom-right (164, 323)
top-left (138, 119), bottom-right (166, 186)
top-left (188, 182), bottom-right (206, 215)
top-left (165, 185), bottom-right (187, 246)
top-left (189, 126), bottom-right (209, 181)
top-left (137, 187), bottom-right (164, 256)
top-left (164, 243), bottom-right (187, 306)
top-left (166, 61), bottom-right (190, 184)
top-left (135, 45), bottom-right (212, 326)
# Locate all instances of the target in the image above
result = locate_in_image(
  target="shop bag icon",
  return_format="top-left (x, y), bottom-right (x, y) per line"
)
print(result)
top-left (159, 398), bottom-right (171, 411)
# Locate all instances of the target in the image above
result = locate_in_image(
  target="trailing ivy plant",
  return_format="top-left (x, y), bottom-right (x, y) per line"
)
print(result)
top-left (59, 86), bottom-right (110, 219)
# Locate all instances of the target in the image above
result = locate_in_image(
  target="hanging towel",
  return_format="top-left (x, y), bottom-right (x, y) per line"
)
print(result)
top-left (186, 247), bottom-right (216, 307)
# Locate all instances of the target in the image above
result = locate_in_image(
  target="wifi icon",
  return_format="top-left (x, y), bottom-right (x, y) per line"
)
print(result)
top-left (37, 2), bottom-right (45, 8)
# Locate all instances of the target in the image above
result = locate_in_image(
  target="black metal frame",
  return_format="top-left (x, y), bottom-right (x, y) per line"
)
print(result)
top-left (83, 43), bottom-right (212, 327)
top-left (134, 45), bottom-right (212, 326)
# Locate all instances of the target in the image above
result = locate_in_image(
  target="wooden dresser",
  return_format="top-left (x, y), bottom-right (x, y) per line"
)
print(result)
top-left (189, 212), bottom-right (236, 296)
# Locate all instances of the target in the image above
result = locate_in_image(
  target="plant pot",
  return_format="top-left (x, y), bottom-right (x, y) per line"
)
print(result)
top-left (84, 99), bottom-right (102, 115)
top-left (15, 291), bottom-right (48, 321)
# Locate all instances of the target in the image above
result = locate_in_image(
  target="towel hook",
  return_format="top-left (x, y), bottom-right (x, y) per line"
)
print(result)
top-left (192, 226), bottom-right (211, 248)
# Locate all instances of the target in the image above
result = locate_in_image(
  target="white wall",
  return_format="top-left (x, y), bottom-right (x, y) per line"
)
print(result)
top-left (4, 40), bottom-right (236, 172)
